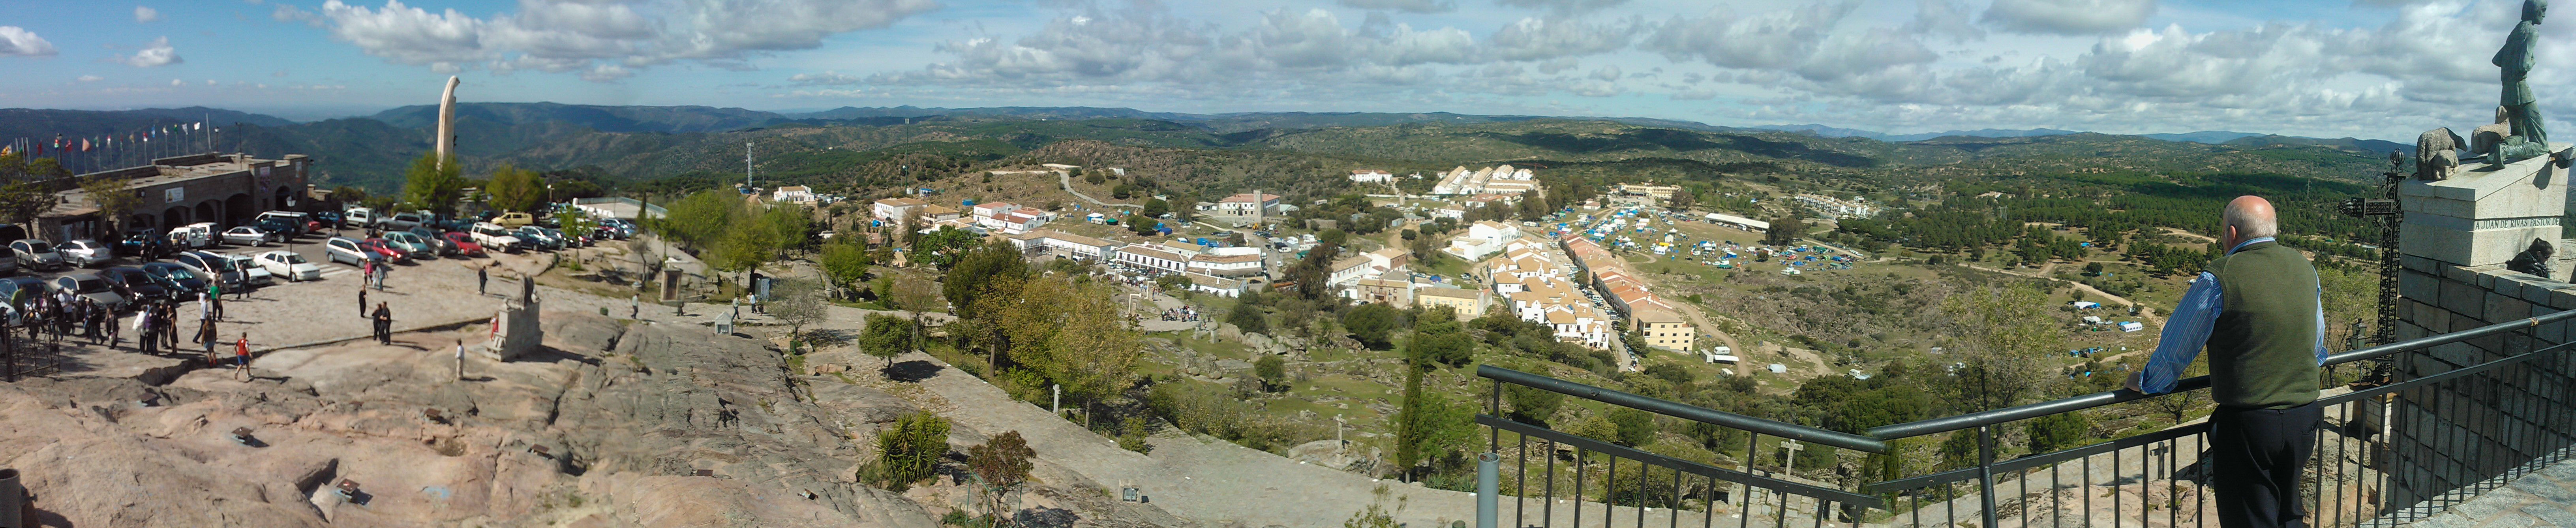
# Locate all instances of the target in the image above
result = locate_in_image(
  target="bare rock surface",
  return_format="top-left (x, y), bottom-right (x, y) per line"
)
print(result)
top-left (0, 312), bottom-right (952, 527)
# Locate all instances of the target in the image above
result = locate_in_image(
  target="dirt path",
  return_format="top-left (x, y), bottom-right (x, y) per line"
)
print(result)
top-left (1055, 169), bottom-right (1134, 208)
top-left (1964, 263), bottom-right (2140, 310)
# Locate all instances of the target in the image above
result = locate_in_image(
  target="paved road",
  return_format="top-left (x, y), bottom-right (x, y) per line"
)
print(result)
top-left (1055, 169), bottom-right (1134, 208)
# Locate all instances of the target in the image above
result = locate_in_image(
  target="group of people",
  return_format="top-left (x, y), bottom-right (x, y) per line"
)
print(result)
top-left (1158, 306), bottom-right (1200, 322)
top-left (10, 291), bottom-right (123, 346)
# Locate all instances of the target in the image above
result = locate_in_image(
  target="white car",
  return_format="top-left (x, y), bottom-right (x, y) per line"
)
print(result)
top-left (221, 226), bottom-right (273, 246)
top-left (470, 222), bottom-right (524, 253)
top-left (221, 253), bottom-right (275, 286)
top-left (251, 250), bottom-right (321, 282)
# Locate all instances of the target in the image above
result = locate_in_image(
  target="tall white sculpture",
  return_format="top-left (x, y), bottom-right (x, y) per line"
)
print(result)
top-left (435, 75), bottom-right (460, 170)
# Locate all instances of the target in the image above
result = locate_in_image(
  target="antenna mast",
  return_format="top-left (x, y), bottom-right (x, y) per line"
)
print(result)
top-left (745, 142), bottom-right (754, 189)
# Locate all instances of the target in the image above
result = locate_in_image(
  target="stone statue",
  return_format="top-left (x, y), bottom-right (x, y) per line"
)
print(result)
top-left (2494, 0), bottom-right (2549, 162)
top-left (2473, 106), bottom-right (2513, 158)
top-left (435, 76), bottom-right (460, 171)
top-left (2417, 127), bottom-right (2466, 180)
top-left (2507, 237), bottom-right (2554, 276)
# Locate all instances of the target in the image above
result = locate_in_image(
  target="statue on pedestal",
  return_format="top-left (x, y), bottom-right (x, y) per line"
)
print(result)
top-left (2493, 0), bottom-right (2550, 162)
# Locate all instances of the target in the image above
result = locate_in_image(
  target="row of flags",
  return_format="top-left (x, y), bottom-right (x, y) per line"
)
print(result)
top-left (1, 122), bottom-right (210, 158)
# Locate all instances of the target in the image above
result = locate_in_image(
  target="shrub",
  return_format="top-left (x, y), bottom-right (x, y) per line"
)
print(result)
top-left (868, 412), bottom-right (951, 491)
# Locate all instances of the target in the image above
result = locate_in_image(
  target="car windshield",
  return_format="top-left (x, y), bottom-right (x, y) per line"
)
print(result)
top-left (277, 254), bottom-right (308, 264)
top-left (73, 279), bottom-right (106, 293)
top-left (162, 268), bottom-right (197, 280)
top-left (23, 242), bottom-right (51, 253)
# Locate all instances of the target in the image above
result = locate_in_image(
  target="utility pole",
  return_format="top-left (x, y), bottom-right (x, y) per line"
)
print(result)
top-left (744, 142), bottom-right (755, 190)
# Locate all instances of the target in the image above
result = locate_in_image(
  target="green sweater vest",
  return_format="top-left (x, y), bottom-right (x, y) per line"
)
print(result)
top-left (2203, 241), bottom-right (2323, 409)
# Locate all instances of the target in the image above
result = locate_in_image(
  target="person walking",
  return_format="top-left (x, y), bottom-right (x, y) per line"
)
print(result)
top-left (233, 334), bottom-right (251, 380)
top-left (630, 294), bottom-right (640, 319)
top-left (197, 290), bottom-right (214, 324)
top-left (133, 305), bottom-right (154, 355)
top-left (376, 262), bottom-right (390, 291)
top-left (2127, 195), bottom-right (2328, 528)
top-left (362, 259), bottom-right (374, 289)
top-left (478, 265), bottom-right (489, 295)
top-left (358, 286), bottom-right (368, 318)
top-left (207, 282), bottom-right (224, 319)
top-left (195, 315), bottom-right (219, 366)
top-left (371, 303), bottom-right (393, 345)
top-left (454, 340), bottom-right (466, 381)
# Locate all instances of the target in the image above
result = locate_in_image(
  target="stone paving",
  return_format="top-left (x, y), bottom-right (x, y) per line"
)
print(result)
top-left (2384, 450), bottom-right (2576, 528)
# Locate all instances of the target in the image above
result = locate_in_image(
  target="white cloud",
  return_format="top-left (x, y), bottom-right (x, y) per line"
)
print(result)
top-left (1335, 0), bottom-right (1455, 13)
top-left (1982, 0), bottom-right (2156, 35)
top-left (0, 26), bottom-right (57, 57)
top-left (169, 79), bottom-right (182, 86)
top-left (1496, 0), bottom-right (1630, 15)
top-left (120, 37), bottom-right (184, 67)
top-left (204, 79), bottom-right (217, 85)
top-left (76, 75), bottom-right (102, 82)
top-left (1643, 2), bottom-right (1858, 70)
top-left (1588, 65), bottom-right (1621, 81)
top-left (790, 71), bottom-right (864, 85)
top-left (135, 6), bottom-right (162, 23)
top-left (312, 0), bottom-right (939, 81)
top-left (1488, 17), bottom-right (1632, 61)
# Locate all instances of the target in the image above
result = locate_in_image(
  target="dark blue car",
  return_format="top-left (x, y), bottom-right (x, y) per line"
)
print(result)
top-left (139, 262), bottom-right (208, 295)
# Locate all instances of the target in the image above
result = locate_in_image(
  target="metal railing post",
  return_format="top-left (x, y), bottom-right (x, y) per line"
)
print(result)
top-left (1478, 452), bottom-right (1499, 528)
top-left (1977, 425), bottom-right (1999, 528)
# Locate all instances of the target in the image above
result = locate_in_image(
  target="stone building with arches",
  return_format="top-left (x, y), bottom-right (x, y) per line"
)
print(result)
top-left (38, 152), bottom-right (314, 243)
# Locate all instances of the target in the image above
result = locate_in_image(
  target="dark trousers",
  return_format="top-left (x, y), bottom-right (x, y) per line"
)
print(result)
top-left (2210, 402), bottom-right (2323, 528)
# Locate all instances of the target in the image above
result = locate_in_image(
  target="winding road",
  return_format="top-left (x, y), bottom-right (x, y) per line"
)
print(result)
top-left (1055, 169), bottom-right (1135, 209)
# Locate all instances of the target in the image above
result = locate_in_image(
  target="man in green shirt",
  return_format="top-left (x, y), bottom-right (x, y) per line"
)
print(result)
top-left (2127, 196), bottom-right (2326, 528)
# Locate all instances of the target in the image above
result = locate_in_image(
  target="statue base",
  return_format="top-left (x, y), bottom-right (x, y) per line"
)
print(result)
top-left (2400, 143), bottom-right (2568, 268)
top-left (483, 299), bottom-right (544, 361)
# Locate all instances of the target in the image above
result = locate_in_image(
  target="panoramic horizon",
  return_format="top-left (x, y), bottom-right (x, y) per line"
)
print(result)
top-left (2, 0), bottom-right (2565, 141)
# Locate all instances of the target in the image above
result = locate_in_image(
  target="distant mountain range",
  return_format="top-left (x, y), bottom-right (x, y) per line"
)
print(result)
top-left (0, 103), bottom-right (2412, 191)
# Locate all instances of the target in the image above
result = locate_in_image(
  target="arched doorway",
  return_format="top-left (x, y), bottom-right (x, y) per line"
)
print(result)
top-left (162, 207), bottom-right (187, 229)
top-left (130, 214), bottom-right (155, 232)
top-left (275, 186), bottom-right (297, 212)
top-left (225, 193), bottom-right (254, 227)
top-left (193, 201), bottom-right (217, 227)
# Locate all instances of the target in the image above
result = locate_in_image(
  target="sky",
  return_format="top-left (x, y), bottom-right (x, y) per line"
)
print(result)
top-left (0, 0), bottom-right (2566, 141)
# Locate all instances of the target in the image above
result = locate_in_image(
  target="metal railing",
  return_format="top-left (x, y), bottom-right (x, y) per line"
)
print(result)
top-left (1475, 308), bottom-right (2576, 527)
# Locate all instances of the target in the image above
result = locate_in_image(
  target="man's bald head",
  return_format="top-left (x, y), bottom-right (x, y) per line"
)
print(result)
top-left (2224, 195), bottom-right (2278, 246)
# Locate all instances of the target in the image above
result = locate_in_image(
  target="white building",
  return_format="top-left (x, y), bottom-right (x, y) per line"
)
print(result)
top-left (873, 197), bottom-right (928, 223)
top-left (1215, 193), bottom-right (1283, 217)
top-left (1443, 220), bottom-right (1523, 261)
top-left (1349, 169), bottom-right (1394, 183)
top-left (771, 186), bottom-right (818, 205)
top-left (1115, 243), bottom-right (1196, 274)
top-left (1188, 247), bottom-right (1265, 277)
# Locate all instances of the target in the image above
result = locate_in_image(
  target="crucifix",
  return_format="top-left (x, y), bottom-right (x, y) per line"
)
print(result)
top-left (1334, 414), bottom-right (1347, 453)
top-left (1779, 439), bottom-right (1805, 468)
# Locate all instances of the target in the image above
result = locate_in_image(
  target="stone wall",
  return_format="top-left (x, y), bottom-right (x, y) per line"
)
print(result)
top-left (2388, 148), bottom-right (2576, 510)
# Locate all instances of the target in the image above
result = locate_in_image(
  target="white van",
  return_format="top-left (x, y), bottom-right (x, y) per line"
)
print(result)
top-left (470, 222), bottom-right (523, 253)
top-left (345, 207), bottom-right (379, 228)
top-left (167, 223), bottom-right (218, 249)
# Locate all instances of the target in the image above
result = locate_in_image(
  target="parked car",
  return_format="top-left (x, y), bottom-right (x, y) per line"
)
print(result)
top-left (513, 225), bottom-right (564, 250)
top-left (383, 231), bottom-right (439, 258)
top-left (139, 262), bottom-right (209, 295)
top-left (252, 250), bottom-right (321, 282)
top-left (493, 212), bottom-right (537, 228)
top-left (470, 222), bottom-right (523, 253)
top-left (344, 207), bottom-right (380, 228)
top-left (253, 218), bottom-right (302, 240)
top-left (255, 211), bottom-right (313, 237)
top-left (221, 253), bottom-right (275, 287)
top-left (0, 276), bottom-right (45, 308)
top-left (439, 232), bottom-right (486, 258)
top-left (359, 238), bottom-right (412, 263)
top-left (404, 226), bottom-right (457, 256)
top-left (322, 237), bottom-right (383, 266)
top-left (101, 266), bottom-right (170, 303)
top-left (312, 211), bottom-right (344, 229)
top-left (385, 212), bottom-right (429, 232)
top-left (221, 226), bottom-right (273, 247)
top-left (173, 251), bottom-right (246, 291)
top-left (116, 227), bottom-right (170, 258)
top-left (49, 273), bottom-right (126, 311)
top-left (597, 218), bottom-right (638, 239)
top-left (8, 239), bottom-right (63, 271)
top-left (169, 222), bottom-right (218, 249)
top-left (58, 239), bottom-right (107, 267)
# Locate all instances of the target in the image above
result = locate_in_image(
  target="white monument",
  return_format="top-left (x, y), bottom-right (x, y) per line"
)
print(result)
top-left (435, 76), bottom-right (460, 170)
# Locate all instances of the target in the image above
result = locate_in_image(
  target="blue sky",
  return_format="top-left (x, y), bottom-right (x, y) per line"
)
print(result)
top-left (0, 0), bottom-right (2564, 140)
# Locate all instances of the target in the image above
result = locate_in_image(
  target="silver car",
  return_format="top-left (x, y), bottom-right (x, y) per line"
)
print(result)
top-left (49, 272), bottom-right (126, 311)
top-left (57, 239), bottom-right (107, 267)
top-left (9, 239), bottom-right (62, 271)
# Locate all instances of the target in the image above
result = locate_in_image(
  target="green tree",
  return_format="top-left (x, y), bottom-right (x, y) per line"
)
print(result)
top-left (1503, 384), bottom-right (1564, 426)
top-left (966, 431), bottom-right (1037, 524)
top-left (486, 163), bottom-right (545, 212)
top-left (1126, 212), bottom-right (1159, 235)
top-left (767, 278), bottom-right (828, 342)
top-left (762, 204), bottom-right (815, 256)
top-left (1142, 197), bottom-right (1170, 218)
top-left (401, 152), bottom-right (467, 216)
top-left (1254, 355), bottom-right (1287, 391)
top-left (1392, 368), bottom-right (1476, 479)
top-left (912, 226), bottom-right (982, 269)
top-left (1342, 304), bottom-right (1399, 349)
top-left (78, 173), bottom-right (142, 236)
top-left (2025, 410), bottom-right (2092, 454)
top-left (1606, 407), bottom-right (1656, 447)
top-left (944, 241), bottom-right (1029, 316)
top-left (1318, 229), bottom-right (1349, 248)
top-left (657, 190), bottom-right (742, 250)
top-left (1153, 274), bottom-right (1190, 294)
top-left (859, 313), bottom-right (914, 370)
top-left (1943, 283), bottom-right (2063, 412)
top-left (1226, 294), bottom-right (1269, 334)
top-left (819, 238), bottom-right (871, 300)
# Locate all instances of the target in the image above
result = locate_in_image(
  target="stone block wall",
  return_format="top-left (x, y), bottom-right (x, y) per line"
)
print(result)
top-left (2386, 250), bottom-right (2576, 510)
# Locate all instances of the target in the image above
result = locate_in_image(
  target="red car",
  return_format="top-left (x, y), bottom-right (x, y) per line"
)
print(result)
top-left (359, 238), bottom-right (412, 263)
top-left (439, 232), bottom-right (486, 257)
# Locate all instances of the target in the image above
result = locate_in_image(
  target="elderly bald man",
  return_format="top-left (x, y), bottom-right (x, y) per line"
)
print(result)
top-left (2127, 195), bottom-right (2328, 528)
